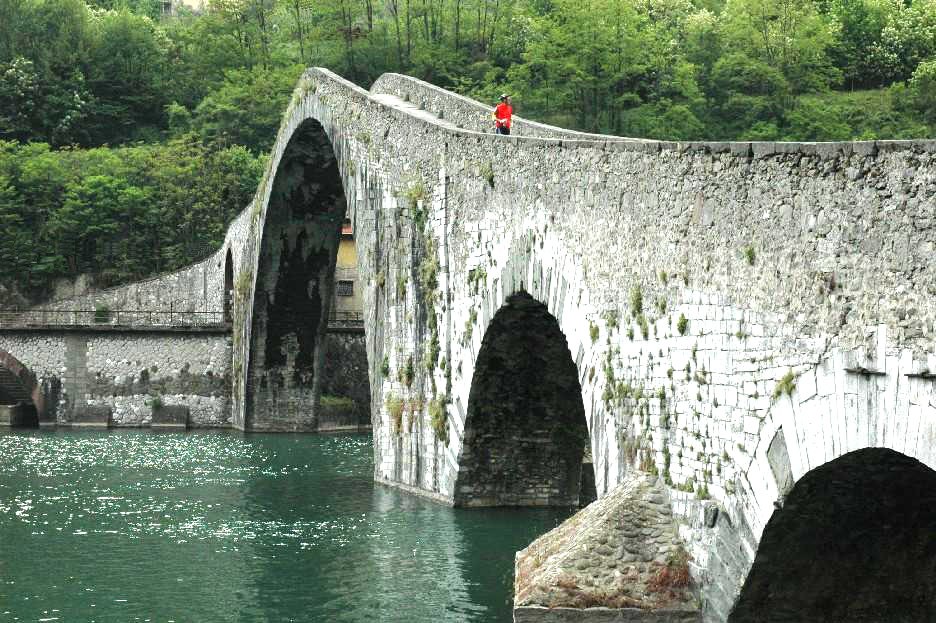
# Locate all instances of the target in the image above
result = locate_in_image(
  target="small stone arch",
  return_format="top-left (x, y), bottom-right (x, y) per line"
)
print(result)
top-left (454, 291), bottom-right (589, 507)
top-left (729, 447), bottom-right (936, 622)
top-left (0, 348), bottom-right (41, 425)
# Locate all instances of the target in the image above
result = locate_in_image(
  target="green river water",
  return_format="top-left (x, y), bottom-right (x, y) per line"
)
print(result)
top-left (0, 430), bottom-right (571, 622)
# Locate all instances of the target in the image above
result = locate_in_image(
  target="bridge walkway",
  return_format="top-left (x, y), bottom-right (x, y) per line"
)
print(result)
top-left (370, 93), bottom-right (464, 132)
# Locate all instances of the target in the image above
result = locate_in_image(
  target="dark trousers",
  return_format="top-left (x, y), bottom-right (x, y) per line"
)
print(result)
top-left (496, 125), bottom-right (511, 135)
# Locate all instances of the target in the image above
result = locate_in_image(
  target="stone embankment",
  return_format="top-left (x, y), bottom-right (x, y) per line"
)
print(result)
top-left (515, 472), bottom-right (700, 622)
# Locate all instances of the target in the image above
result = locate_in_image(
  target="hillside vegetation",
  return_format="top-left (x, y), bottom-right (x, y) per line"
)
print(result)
top-left (0, 0), bottom-right (933, 298)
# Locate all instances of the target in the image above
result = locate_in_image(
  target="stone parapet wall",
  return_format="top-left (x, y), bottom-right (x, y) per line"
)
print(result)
top-left (37, 249), bottom-right (225, 315)
top-left (0, 329), bottom-right (231, 427)
top-left (370, 72), bottom-right (626, 140)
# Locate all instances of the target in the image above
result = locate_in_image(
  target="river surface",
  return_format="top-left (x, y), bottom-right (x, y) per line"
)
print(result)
top-left (0, 430), bottom-right (571, 622)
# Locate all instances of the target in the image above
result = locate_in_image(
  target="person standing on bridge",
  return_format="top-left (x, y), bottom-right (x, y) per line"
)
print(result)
top-left (493, 94), bottom-right (512, 135)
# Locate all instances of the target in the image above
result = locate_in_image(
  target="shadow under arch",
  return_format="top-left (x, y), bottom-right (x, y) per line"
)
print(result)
top-left (454, 291), bottom-right (588, 507)
top-left (245, 117), bottom-right (349, 431)
top-left (729, 447), bottom-right (936, 622)
top-left (224, 248), bottom-right (234, 323)
top-left (0, 348), bottom-right (41, 426)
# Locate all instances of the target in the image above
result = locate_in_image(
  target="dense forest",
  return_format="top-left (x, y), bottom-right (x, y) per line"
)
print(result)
top-left (0, 0), bottom-right (934, 299)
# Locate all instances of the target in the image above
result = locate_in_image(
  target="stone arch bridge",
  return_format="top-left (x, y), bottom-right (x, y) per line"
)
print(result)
top-left (1, 68), bottom-right (935, 621)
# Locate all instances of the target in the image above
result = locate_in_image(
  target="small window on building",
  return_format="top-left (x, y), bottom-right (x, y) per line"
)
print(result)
top-left (336, 280), bottom-right (354, 296)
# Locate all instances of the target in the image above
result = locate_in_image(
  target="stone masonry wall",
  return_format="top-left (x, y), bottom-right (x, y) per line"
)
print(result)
top-left (321, 329), bottom-right (371, 423)
top-left (238, 68), bottom-right (936, 621)
top-left (39, 249), bottom-right (226, 316)
top-left (0, 329), bottom-right (231, 427)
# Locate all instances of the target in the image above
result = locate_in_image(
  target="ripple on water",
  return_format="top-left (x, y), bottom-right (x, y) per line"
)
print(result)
top-left (0, 429), bottom-right (569, 622)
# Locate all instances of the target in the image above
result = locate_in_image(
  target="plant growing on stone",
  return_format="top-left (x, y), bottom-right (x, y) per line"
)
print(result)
top-left (637, 314), bottom-right (649, 340)
top-left (589, 321), bottom-right (599, 343)
top-left (397, 272), bottom-right (408, 299)
top-left (146, 393), bottom-right (163, 410)
top-left (429, 397), bottom-right (448, 443)
top-left (381, 355), bottom-right (390, 378)
top-left (376, 271), bottom-right (385, 289)
top-left (467, 267), bottom-right (487, 295)
top-left (425, 333), bottom-right (440, 371)
top-left (400, 356), bottom-right (415, 387)
top-left (463, 307), bottom-right (477, 343)
top-left (677, 313), bottom-right (689, 336)
top-left (772, 369), bottom-right (796, 400)
top-left (418, 237), bottom-right (439, 299)
top-left (479, 161), bottom-right (494, 188)
top-left (648, 545), bottom-right (691, 598)
top-left (629, 285), bottom-right (643, 317)
top-left (743, 245), bottom-right (756, 266)
top-left (386, 394), bottom-right (404, 434)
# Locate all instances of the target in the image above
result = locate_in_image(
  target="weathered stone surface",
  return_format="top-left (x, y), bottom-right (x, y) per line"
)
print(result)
top-left (0, 330), bottom-right (232, 427)
top-left (515, 473), bottom-right (699, 618)
top-left (151, 404), bottom-right (189, 429)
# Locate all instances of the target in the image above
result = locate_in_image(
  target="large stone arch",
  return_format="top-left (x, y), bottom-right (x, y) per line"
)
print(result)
top-left (454, 291), bottom-right (589, 506)
top-left (243, 117), bottom-right (349, 431)
top-left (728, 447), bottom-right (936, 622)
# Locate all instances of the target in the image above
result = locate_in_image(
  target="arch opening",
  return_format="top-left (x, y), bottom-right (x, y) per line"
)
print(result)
top-left (223, 249), bottom-right (233, 324)
top-left (730, 448), bottom-right (936, 622)
top-left (455, 292), bottom-right (589, 507)
top-left (245, 118), bottom-right (350, 431)
top-left (0, 350), bottom-right (38, 427)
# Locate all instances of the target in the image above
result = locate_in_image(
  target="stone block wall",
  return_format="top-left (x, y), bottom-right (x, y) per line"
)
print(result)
top-left (321, 329), bottom-right (371, 426)
top-left (246, 68), bottom-right (936, 621)
top-left (39, 250), bottom-right (226, 316)
top-left (0, 329), bottom-right (232, 427)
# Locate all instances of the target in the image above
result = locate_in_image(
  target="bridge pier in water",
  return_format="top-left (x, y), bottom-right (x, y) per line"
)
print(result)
top-left (244, 117), bottom-right (348, 431)
top-left (455, 292), bottom-right (588, 507)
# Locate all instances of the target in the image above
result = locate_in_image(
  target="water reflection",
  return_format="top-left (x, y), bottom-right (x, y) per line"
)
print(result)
top-left (0, 430), bottom-right (569, 622)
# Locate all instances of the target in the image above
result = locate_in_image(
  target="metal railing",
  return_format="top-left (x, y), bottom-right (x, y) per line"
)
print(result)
top-left (0, 309), bottom-right (228, 329)
top-left (328, 310), bottom-right (364, 329)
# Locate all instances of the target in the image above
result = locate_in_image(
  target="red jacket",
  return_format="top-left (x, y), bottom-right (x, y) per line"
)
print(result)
top-left (495, 102), bottom-right (512, 129)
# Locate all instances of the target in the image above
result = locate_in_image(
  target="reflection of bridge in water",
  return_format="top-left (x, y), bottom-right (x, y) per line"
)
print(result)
top-left (1, 67), bottom-right (935, 621)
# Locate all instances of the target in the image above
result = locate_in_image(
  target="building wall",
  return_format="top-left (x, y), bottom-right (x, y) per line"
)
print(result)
top-left (333, 235), bottom-right (363, 316)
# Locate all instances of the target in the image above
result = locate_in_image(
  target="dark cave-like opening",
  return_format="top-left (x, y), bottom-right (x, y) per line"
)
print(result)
top-left (729, 447), bottom-right (936, 623)
top-left (454, 292), bottom-right (589, 507)
top-left (245, 118), bottom-right (347, 430)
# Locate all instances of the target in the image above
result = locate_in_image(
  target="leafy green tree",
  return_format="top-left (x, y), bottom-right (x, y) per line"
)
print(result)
top-left (708, 52), bottom-right (790, 137)
top-left (84, 10), bottom-right (171, 144)
top-left (193, 64), bottom-right (303, 153)
top-left (908, 58), bottom-right (936, 124)
top-left (721, 0), bottom-right (841, 92)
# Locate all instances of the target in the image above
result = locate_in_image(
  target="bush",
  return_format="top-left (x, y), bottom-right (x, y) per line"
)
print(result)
top-left (94, 304), bottom-right (111, 323)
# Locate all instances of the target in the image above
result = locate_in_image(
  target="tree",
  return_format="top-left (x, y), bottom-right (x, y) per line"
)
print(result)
top-left (192, 64), bottom-right (303, 153)
top-left (908, 58), bottom-right (936, 124)
top-left (84, 10), bottom-right (171, 144)
top-left (721, 0), bottom-right (841, 92)
top-left (708, 52), bottom-right (790, 137)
